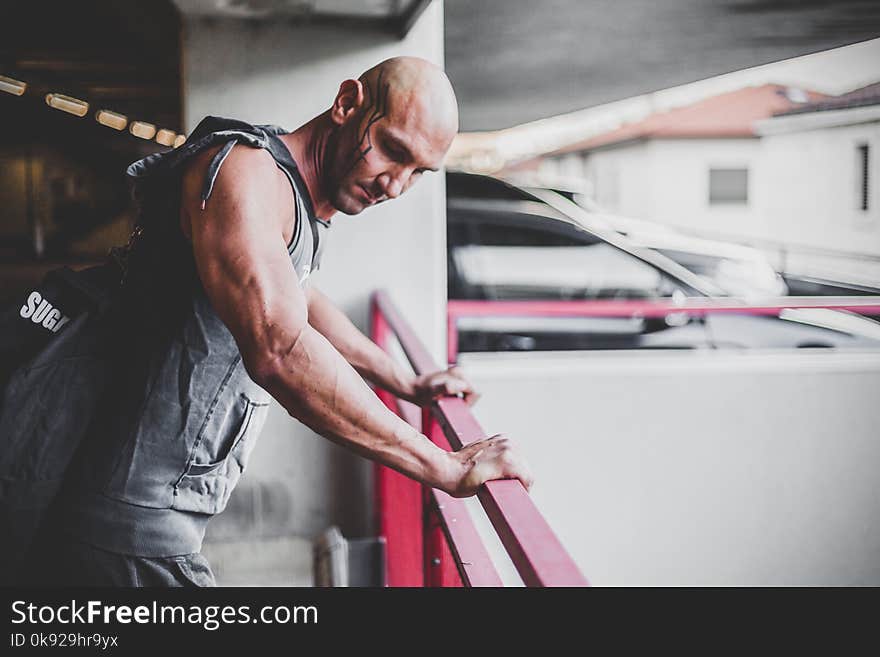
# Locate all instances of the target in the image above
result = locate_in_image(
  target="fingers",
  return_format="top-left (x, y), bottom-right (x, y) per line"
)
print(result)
top-left (432, 374), bottom-right (472, 398)
top-left (457, 434), bottom-right (534, 495)
top-left (440, 376), bottom-right (472, 397)
top-left (491, 435), bottom-right (533, 492)
top-left (464, 390), bottom-right (481, 407)
top-left (442, 366), bottom-right (480, 407)
top-left (416, 367), bottom-right (482, 409)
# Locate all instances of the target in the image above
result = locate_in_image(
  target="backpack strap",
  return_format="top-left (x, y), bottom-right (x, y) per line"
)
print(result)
top-left (45, 261), bottom-right (122, 312)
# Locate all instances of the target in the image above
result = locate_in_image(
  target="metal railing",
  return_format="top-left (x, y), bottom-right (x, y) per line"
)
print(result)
top-left (370, 290), bottom-right (589, 587)
top-left (446, 297), bottom-right (880, 364)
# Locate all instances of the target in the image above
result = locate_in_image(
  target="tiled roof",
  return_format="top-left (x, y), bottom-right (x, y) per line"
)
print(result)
top-left (552, 84), bottom-right (827, 155)
top-left (773, 81), bottom-right (880, 116)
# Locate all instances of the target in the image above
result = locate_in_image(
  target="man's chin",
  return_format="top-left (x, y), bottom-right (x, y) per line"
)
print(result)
top-left (332, 192), bottom-right (373, 216)
top-left (336, 204), bottom-right (367, 216)
top-left (330, 195), bottom-right (365, 216)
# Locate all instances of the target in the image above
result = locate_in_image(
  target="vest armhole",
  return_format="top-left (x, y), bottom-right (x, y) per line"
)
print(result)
top-left (285, 182), bottom-right (304, 256)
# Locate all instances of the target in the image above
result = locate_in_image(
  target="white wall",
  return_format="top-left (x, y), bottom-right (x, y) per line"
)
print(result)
top-left (460, 349), bottom-right (880, 586)
top-left (182, 4), bottom-right (448, 546)
top-left (650, 139), bottom-right (762, 238)
top-left (579, 138), bottom-right (763, 240)
top-left (550, 124), bottom-right (880, 265)
top-left (584, 141), bottom-right (653, 218)
top-left (757, 121), bottom-right (880, 256)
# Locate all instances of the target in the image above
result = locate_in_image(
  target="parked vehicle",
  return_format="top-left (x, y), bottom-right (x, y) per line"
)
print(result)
top-left (446, 172), bottom-right (880, 353)
top-left (563, 183), bottom-right (880, 299)
top-left (502, 173), bottom-right (789, 298)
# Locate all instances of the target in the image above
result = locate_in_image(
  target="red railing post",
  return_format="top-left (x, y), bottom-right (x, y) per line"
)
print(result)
top-left (422, 498), bottom-right (464, 587)
top-left (421, 407), bottom-right (463, 587)
top-left (370, 298), bottom-right (424, 587)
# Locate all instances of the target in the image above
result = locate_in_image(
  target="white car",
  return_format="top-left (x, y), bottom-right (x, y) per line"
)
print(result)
top-left (447, 172), bottom-right (880, 353)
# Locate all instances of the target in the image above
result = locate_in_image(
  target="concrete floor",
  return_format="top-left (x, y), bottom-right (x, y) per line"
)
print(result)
top-left (201, 536), bottom-right (314, 587)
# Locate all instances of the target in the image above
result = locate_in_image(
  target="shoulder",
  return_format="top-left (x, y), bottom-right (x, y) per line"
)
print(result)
top-left (180, 142), bottom-right (295, 228)
top-left (179, 142), bottom-right (296, 245)
top-left (183, 143), bottom-right (288, 203)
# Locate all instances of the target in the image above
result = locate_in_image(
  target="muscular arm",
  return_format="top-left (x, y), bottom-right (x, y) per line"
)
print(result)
top-left (181, 145), bottom-right (530, 497)
top-left (303, 286), bottom-right (419, 403)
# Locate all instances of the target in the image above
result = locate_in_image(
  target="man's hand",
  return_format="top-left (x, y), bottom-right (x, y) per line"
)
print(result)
top-left (445, 433), bottom-right (533, 498)
top-left (412, 366), bottom-right (481, 407)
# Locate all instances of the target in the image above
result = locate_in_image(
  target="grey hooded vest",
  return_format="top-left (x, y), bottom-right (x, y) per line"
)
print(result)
top-left (58, 116), bottom-right (329, 557)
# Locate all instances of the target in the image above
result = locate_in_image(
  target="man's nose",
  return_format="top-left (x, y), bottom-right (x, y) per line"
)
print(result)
top-left (377, 172), bottom-right (405, 199)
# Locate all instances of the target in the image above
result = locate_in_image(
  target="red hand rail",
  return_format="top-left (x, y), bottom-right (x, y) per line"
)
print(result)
top-left (421, 406), bottom-right (503, 587)
top-left (446, 297), bottom-right (880, 364)
top-left (370, 290), bottom-right (589, 587)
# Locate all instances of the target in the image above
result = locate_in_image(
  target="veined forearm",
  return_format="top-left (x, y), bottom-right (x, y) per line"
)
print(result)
top-left (256, 323), bottom-right (457, 491)
top-left (348, 347), bottom-right (417, 403)
top-left (304, 286), bottom-right (417, 401)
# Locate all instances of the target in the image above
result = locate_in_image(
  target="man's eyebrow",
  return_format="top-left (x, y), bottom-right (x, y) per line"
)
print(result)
top-left (384, 132), bottom-right (439, 172)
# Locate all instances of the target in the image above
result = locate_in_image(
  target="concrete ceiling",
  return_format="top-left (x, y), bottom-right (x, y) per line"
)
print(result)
top-left (172, 0), bottom-right (427, 21)
top-left (173, 0), bottom-right (409, 18)
top-left (171, 0), bottom-right (429, 33)
top-left (444, 0), bottom-right (880, 131)
top-left (6, 0), bottom-right (878, 136)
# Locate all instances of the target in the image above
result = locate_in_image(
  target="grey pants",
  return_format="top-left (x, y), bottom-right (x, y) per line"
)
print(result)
top-left (22, 528), bottom-right (216, 587)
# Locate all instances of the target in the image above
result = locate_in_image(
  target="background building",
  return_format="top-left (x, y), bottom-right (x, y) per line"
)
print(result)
top-left (509, 80), bottom-right (880, 286)
top-left (756, 83), bottom-right (879, 257)
top-left (532, 85), bottom-right (826, 241)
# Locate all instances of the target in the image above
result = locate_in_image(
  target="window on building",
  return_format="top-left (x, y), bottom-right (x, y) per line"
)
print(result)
top-left (857, 144), bottom-right (869, 212)
top-left (708, 168), bottom-right (748, 205)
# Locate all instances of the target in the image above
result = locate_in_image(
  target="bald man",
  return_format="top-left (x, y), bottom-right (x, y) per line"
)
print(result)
top-left (22, 57), bottom-right (532, 586)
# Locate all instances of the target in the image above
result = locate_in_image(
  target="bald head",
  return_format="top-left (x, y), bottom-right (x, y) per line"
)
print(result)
top-left (358, 56), bottom-right (459, 149)
top-left (317, 56), bottom-right (460, 216)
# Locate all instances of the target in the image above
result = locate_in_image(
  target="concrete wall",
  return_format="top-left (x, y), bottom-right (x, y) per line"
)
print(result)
top-left (648, 139), bottom-right (762, 238)
top-left (459, 349), bottom-right (880, 586)
top-left (757, 120), bottom-right (880, 256)
top-left (586, 141), bottom-right (652, 218)
top-left (574, 138), bottom-right (763, 240)
top-left (180, 4), bottom-right (447, 555)
top-left (544, 124), bottom-right (880, 263)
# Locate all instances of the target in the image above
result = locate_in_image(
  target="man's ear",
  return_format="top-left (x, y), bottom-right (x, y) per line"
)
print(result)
top-left (330, 79), bottom-right (364, 126)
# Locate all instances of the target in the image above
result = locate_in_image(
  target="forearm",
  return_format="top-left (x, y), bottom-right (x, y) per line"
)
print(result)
top-left (256, 322), bottom-right (459, 492)
top-left (304, 286), bottom-right (418, 402)
top-left (181, 145), bottom-right (513, 498)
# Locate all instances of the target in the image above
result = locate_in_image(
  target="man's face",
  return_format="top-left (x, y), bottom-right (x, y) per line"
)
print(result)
top-left (323, 79), bottom-right (452, 215)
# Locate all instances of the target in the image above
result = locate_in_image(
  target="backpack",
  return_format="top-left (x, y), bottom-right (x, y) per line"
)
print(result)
top-left (0, 258), bottom-right (122, 583)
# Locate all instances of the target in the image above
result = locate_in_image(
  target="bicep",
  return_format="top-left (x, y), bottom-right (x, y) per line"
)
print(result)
top-left (181, 146), bottom-right (307, 375)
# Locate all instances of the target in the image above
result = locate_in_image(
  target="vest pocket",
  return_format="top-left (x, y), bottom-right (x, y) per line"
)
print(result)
top-left (172, 393), bottom-right (269, 514)
top-left (186, 396), bottom-right (259, 475)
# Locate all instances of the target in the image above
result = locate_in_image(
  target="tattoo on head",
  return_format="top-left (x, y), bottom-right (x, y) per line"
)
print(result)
top-left (341, 70), bottom-right (390, 178)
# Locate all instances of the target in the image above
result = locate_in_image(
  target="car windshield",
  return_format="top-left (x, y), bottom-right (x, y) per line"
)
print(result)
top-left (653, 247), bottom-right (787, 297)
top-left (448, 201), bottom-right (688, 300)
